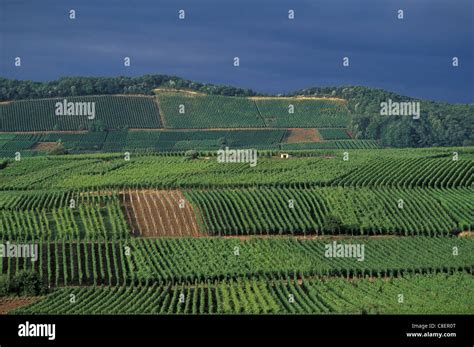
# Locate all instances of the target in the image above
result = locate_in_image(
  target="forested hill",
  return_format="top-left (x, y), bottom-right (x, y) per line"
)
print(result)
top-left (0, 75), bottom-right (259, 101)
top-left (292, 86), bottom-right (474, 148)
top-left (0, 75), bottom-right (472, 148)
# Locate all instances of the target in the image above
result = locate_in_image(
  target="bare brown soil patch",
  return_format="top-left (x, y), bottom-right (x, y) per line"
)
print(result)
top-left (283, 128), bottom-right (322, 143)
top-left (32, 142), bottom-right (57, 151)
top-left (122, 190), bottom-right (201, 237)
top-left (458, 231), bottom-right (474, 238)
top-left (0, 297), bottom-right (40, 314)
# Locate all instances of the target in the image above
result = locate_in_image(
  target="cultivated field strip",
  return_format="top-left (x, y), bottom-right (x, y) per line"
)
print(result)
top-left (0, 130), bottom-right (371, 154)
top-left (0, 96), bottom-right (162, 131)
top-left (157, 94), bottom-right (266, 128)
top-left (186, 187), bottom-right (473, 236)
top-left (1, 130), bottom-right (286, 154)
top-left (127, 237), bottom-right (474, 283)
top-left (0, 192), bottom-right (129, 241)
top-left (430, 188), bottom-right (474, 230)
top-left (317, 128), bottom-right (351, 140)
top-left (1, 237), bottom-right (472, 287)
top-left (0, 151), bottom-right (469, 191)
top-left (281, 139), bottom-right (380, 150)
top-left (156, 93), bottom-right (350, 129)
top-left (1, 93), bottom-right (351, 131)
top-left (254, 98), bottom-right (349, 128)
top-left (332, 158), bottom-right (473, 188)
top-left (122, 189), bottom-right (200, 237)
top-left (13, 272), bottom-right (474, 314)
top-left (0, 241), bottom-right (130, 286)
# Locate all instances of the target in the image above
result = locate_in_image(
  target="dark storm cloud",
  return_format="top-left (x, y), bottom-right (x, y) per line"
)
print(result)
top-left (1, 0), bottom-right (472, 102)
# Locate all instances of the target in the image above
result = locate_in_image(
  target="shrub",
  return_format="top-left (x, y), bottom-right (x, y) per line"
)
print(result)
top-left (322, 215), bottom-right (344, 234)
top-left (48, 141), bottom-right (68, 155)
top-left (0, 275), bottom-right (9, 296)
top-left (8, 271), bottom-right (47, 296)
top-left (184, 150), bottom-right (199, 160)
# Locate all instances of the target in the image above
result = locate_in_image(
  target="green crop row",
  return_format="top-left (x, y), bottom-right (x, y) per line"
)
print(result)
top-left (2, 237), bottom-right (473, 287)
top-left (186, 187), bottom-right (472, 235)
top-left (12, 272), bottom-right (474, 314)
top-left (0, 96), bottom-right (161, 131)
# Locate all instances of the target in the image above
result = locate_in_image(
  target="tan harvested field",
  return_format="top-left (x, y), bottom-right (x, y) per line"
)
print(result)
top-left (0, 297), bottom-right (40, 314)
top-left (283, 128), bottom-right (322, 143)
top-left (153, 89), bottom-right (347, 102)
top-left (153, 88), bottom-right (206, 96)
top-left (249, 96), bottom-right (347, 103)
top-left (32, 142), bottom-right (58, 151)
top-left (122, 189), bottom-right (200, 237)
top-left (458, 231), bottom-right (474, 238)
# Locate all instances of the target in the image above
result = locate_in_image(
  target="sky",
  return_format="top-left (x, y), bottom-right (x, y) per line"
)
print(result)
top-left (1, 0), bottom-right (473, 103)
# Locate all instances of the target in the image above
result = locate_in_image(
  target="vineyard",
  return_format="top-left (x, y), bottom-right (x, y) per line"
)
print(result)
top-left (0, 129), bottom-right (368, 153)
top-left (185, 187), bottom-right (471, 236)
top-left (157, 93), bottom-right (265, 128)
top-left (156, 92), bottom-right (350, 129)
top-left (2, 237), bottom-right (473, 287)
top-left (318, 128), bottom-right (351, 140)
top-left (0, 92), bottom-right (373, 154)
top-left (1, 186), bottom-right (471, 240)
top-left (0, 95), bottom-right (162, 131)
top-left (281, 140), bottom-right (380, 150)
top-left (12, 272), bottom-right (474, 314)
top-left (332, 157), bottom-right (472, 188)
top-left (0, 191), bottom-right (129, 241)
top-left (0, 94), bottom-right (472, 315)
top-left (1, 0), bottom-right (472, 329)
top-left (253, 98), bottom-right (349, 128)
top-left (0, 148), bottom-right (469, 191)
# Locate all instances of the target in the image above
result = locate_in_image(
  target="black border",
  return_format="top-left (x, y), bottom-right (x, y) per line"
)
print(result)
top-left (0, 314), bottom-right (472, 346)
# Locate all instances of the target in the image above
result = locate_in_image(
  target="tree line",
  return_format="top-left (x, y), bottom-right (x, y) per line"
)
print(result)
top-left (0, 74), bottom-right (258, 101)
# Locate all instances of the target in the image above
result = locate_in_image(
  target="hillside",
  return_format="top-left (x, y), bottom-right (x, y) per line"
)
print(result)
top-left (0, 89), bottom-right (367, 155)
top-left (1, 75), bottom-right (472, 149)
